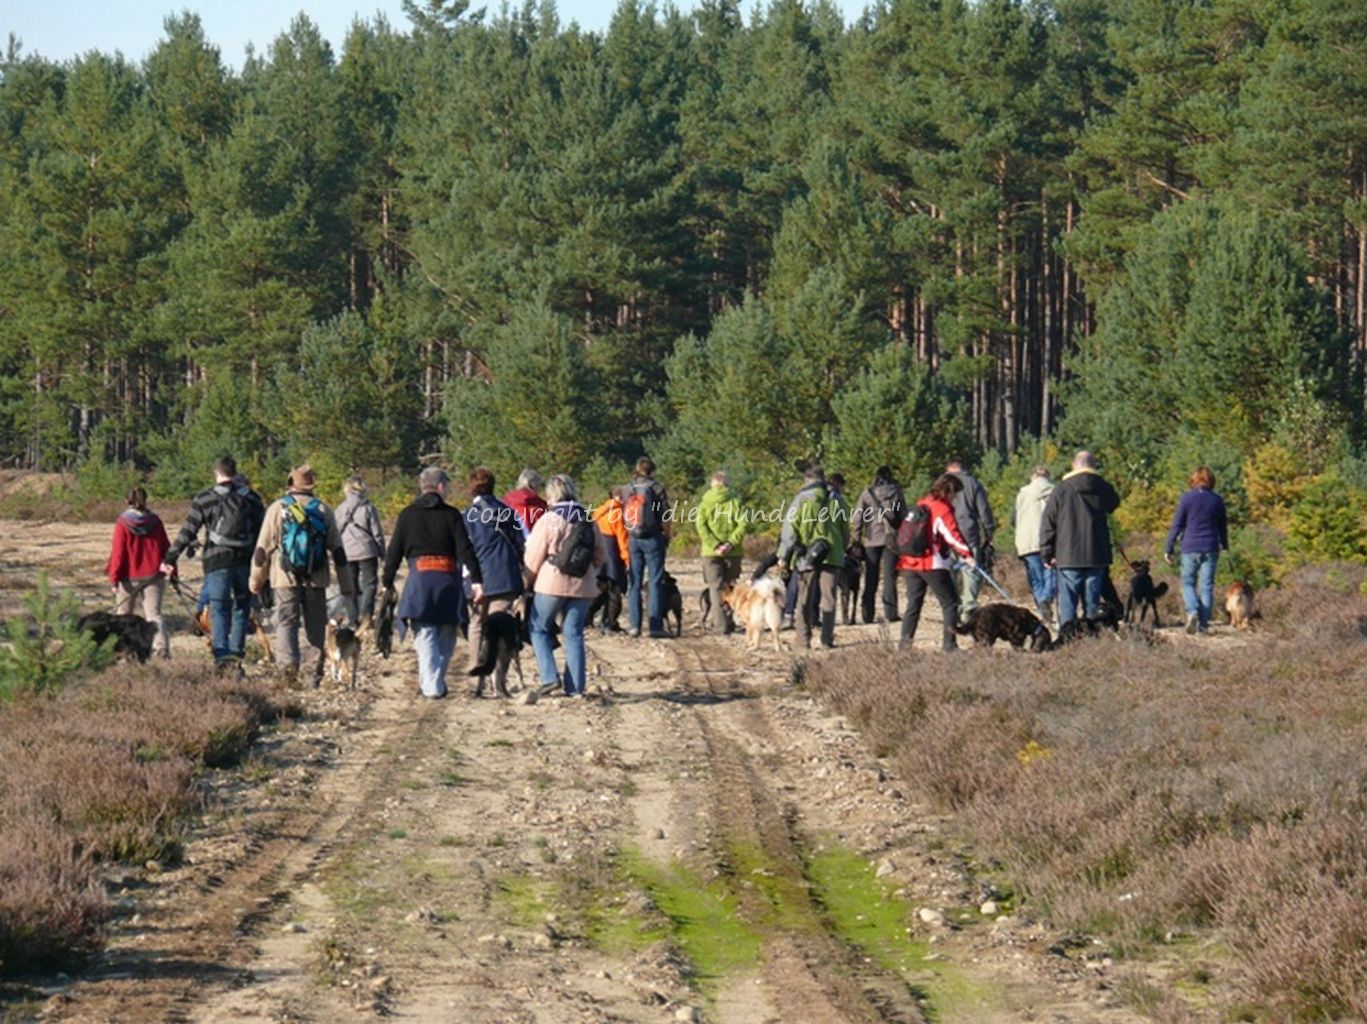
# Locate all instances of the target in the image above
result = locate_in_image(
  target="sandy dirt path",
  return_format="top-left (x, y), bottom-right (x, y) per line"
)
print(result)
top-left (4, 521), bottom-right (1151, 1024)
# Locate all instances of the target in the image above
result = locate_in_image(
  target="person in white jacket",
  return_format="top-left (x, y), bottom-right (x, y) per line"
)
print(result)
top-left (1013, 466), bottom-right (1056, 623)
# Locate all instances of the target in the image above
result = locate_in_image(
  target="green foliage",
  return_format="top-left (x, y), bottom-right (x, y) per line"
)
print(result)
top-left (1284, 474), bottom-right (1367, 565)
top-left (0, 574), bottom-right (112, 702)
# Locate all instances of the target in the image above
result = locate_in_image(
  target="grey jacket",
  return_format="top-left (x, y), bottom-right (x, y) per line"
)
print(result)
top-left (334, 493), bottom-right (385, 562)
top-left (852, 480), bottom-right (905, 548)
top-left (950, 470), bottom-right (995, 550)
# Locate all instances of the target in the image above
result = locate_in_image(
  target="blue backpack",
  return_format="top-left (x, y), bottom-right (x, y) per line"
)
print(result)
top-left (281, 495), bottom-right (328, 579)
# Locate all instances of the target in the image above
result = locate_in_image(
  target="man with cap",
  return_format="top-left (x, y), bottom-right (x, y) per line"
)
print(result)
top-left (383, 466), bottom-right (484, 699)
top-left (250, 464), bottom-right (350, 687)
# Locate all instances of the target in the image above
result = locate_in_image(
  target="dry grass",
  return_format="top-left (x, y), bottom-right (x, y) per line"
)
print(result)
top-left (0, 662), bottom-right (291, 976)
top-left (805, 578), bottom-right (1367, 1021)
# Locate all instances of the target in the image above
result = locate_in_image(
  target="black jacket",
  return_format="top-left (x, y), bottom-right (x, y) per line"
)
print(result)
top-left (1039, 470), bottom-right (1121, 569)
top-left (165, 483), bottom-right (265, 574)
top-left (382, 492), bottom-right (483, 589)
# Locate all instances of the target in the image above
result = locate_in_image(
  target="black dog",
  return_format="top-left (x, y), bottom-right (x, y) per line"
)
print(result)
top-left (468, 611), bottom-right (525, 697)
top-left (1124, 560), bottom-right (1168, 627)
top-left (955, 604), bottom-right (1052, 652)
top-left (587, 575), bottom-right (624, 633)
top-left (77, 611), bottom-right (156, 662)
top-left (660, 571), bottom-right (684, 638)
top-left (835, 551), bottom-right (861, 626)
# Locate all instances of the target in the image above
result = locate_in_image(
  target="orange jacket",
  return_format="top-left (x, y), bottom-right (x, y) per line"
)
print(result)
top-left (591, 497), bottom-right (630, 566)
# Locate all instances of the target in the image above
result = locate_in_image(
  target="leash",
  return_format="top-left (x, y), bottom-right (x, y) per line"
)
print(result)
top-left (972, 562), bottom-right (1013, 601)
top-left (168, 576), bottom-right (209, 636)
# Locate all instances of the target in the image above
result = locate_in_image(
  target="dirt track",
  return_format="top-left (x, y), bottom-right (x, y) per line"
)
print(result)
top-left (4, 521), bottom-right (1151, 1024)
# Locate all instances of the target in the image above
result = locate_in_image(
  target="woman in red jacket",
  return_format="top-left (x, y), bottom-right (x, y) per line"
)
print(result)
top-left (897, 474), bottom-right (976, 653)
top-left (107, 486), bottom-right (172, 659)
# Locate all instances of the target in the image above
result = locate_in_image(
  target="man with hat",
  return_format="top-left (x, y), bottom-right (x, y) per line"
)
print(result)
top-left (250, 464), bottom-right (350, 687)
top-left (383, 466), bottom-right (484, 699)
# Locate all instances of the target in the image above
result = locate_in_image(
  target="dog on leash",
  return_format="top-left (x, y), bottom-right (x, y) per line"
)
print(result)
top-left (77, 611), bottom-right (156, 662)
top-left (954, 604), bottom-right (1052, 652)
top-left (1225, 581), bottom-right (1256, 630)
top-left (468, 611), bottom-right (526, 697)
top-left (834, 551), bottom-right (861, 625)
top-left (721, 577), bottom-right (785, 652)
top-left (325, 616), bottom-right (361, 689)
top-left (1124, 560), bottom-right (1169, 627)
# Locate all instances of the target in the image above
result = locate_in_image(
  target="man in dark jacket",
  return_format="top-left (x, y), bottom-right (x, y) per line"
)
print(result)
top-left (464, 466), bottom-right (525, 694)
top-left (850, 466), bottom-right (905, 624)
top-left (624, 456), bottom-right (671, 639)
top-left (946, 459), bottom-right (995, 615)
top-left (160, 454), bottom-right (265, 674)
top-left (383, 467), bottom-right (484, 699)
top-left (1038, 451), bottom-right (1121, 627)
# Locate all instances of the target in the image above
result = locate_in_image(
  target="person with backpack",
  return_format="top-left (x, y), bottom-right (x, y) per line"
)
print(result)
top-left (249, 465), bottom-right (350, 688)
top-left (107, 486), bottom-right (172, 659)
top-left (946, 458), bottom-right (995, 615)
top-left (851, 466), bottom-right (906, 625)
top-left (895, 474), bottom-right (975, 653)
top-left (524, 474), bottom-right (605, 697)
top-left (334, 475), bottom-right (385, 629)
top-left (696, 471), bottom-right (747, 635)
top-left (1039, 451), bottom-right (1122, 627)
top-left (1013, 466), bottom-right (1057, 625)
top-left (503, 469), bottom-right (549, 538)
top-left (623, 456), bottom-right (672, 639)
top-left (383, 466), bottom-right (484, 700)
top-left (777, 466), bottom-right (848, 649)
top-left (463, 467), bottom-right (526, 689)
top-left (161, 455), bottom-right (266, 674)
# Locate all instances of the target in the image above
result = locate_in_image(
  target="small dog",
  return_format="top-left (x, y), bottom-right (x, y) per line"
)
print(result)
top-left (587, 576), bottom-right (624, 633)
top-left (1225, 581), bottom-right (1256, 630)
top-left (77, 611), bottom-right (156, 662)
top-left (721, 577), bottom-right (784, 652)
top-left (835, 552), bottom-right (861, 625)
top-left (1124, 560), bottom-right (1169, 627)
top-left (954, 604), bottom-right (1051, 652)
top-left (324, 616), bottom-right (361, 688)
top-left (468, 611), bottom-right (526, 697)
top-left (659, 571), bottom-right (684, 638)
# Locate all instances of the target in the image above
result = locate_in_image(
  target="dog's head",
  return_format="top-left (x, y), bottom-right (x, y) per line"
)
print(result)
top-left (1129, 559), bottom-right (1151, 575)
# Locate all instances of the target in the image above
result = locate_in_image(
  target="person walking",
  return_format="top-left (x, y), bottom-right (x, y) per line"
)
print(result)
top-left (161, 455), bottom-right (265, 674)
top-left (463, 467), bottom-right (526, 693)
top-left (334, 475), bottom-right (385, 628)
top-left (107, 486), bottom-right (172, 659)
top-left (851, 466), bottom-right (905, 624)
top-left (696, 470), bottom-right (746, 635)
top-left (524, 475), bottom-right (605, 697)
top-left (624, 456), bottom-right (671, 639)
top-left (383, 467), bottom-right (483, 699)
top-left (778, 466), bottom-right (847, 649)
top-left (503, 469), bottom-right (549, 537)
top-left (896, 474), bottom-right (975, 653)
top-left (590, 487), bottom-right (630, 633)
top-left (1039, 451), bottom-right (1121, 627)
top-left (1164, 466), bottom-right (1229, 634)
top-left (1013, 466), bottom-right (1057, 624)
top-left (249, 465), bottom-right (351, 687)
top-left (945, 458), bottom-right (995, 616)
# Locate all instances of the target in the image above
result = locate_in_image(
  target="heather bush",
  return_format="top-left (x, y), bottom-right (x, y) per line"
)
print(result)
top-left (805, 589), bottom-right (1367, 1019)
top-left (0, 817), bottom-right (108, 975)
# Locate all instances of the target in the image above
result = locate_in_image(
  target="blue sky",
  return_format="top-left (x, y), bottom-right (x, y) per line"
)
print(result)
top-left (6, 1), bottom-right (867, 67)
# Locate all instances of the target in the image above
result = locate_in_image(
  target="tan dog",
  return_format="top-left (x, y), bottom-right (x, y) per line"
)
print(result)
top-left (721, 577), bottom-right (784, 652)
top-left (1225, 581), bottom-right (1255, 630)
top-left (325, 616), bottom-right (362, 688)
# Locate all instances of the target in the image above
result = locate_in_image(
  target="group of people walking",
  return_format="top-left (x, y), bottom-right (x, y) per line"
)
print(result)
top-left (104, 447), bottom-right (1229, 698)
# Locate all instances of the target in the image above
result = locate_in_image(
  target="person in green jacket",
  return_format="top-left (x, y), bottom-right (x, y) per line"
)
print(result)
top-left (778, 465), bottom-right (848, 649)
top-left (696, 470), bottom-right (747, 635)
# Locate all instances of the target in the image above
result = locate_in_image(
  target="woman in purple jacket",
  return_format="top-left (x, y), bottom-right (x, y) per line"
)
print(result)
top-left (1164, 466), bottom-right (1228, 634)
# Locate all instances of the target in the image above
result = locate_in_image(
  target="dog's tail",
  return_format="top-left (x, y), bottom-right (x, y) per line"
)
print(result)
top-left (466, 641), bottom-right (495, 677)
top-left (952, 608), bottom-right (979, 636)
top-left (1153, 581), bottom-right (1169, 599)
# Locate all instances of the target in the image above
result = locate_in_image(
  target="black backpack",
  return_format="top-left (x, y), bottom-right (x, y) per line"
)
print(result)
top-left (893, 503), bottom-right (931, 558)
top-left (208, 485), bottom-right (255, 549)
top-left (550, 509), bottom-right (598, 578)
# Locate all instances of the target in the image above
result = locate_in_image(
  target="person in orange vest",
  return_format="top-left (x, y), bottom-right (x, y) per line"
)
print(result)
top-left (590, 487), bottom-right (630, 632)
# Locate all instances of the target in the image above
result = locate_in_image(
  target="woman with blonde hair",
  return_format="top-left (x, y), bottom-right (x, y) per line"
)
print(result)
top-left (1164, 466), bottom-right (1228, 634)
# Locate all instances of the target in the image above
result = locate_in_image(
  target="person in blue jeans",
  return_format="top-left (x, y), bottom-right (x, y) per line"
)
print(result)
top-left (524, 475), bottom-right (604, 697)
top-left (1039, 451), bottom-right (1121, 627)
top-left (161, 456), bottom-right (265, 674)
top-left (623, 456), bottom-right (671, 639)
top-left (1013, 465), bottom-right (1057, 623)
top-left (1164, 466), bottom-right (1228, 634)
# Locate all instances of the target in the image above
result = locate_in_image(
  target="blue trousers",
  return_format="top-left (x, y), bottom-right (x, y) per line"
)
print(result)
top-left (531, 593), bottom-right (591, 694)
top-left (627, 534), bottom-right (666, 634)
top-left (1022, 553), bottom-right (1057, 609)
top-left (412, 622), bottom-right (457, 698)
top-left (1057, 567), bottom-right (1103, 626)
top-left (203, 565), bottom-right (251, 663)
top-left (1181, 551), bottom-right (1218, 629)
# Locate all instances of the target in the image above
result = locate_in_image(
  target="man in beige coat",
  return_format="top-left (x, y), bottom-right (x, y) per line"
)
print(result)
top-left (1013, 465), bottom-right (1056, 624)
top-left (250, 464), bottom-right (351, 687)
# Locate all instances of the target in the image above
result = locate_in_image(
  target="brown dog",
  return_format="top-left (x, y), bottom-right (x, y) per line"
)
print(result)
top-left (721, 577), bottom-right (784, 652)
top-left (1225, 581), bottom-right (1256, 630)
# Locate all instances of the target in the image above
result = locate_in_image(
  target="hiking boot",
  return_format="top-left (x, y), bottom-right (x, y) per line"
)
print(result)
top-left (819, 612), bottom-right (836, 649)
top-left (1185, 613), bottom-right (1199, 635)
top-left (215, 658), bottom-right (244, 680)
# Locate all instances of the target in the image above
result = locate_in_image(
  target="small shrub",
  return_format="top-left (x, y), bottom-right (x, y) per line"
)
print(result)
top-left (0, 816), bottom-right (108, 974)
top-left (0, 573), bottom-right (112, 702)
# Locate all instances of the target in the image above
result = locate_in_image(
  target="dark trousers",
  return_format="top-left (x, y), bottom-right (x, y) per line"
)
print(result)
top-left (860, 545), bottom-right (899, 623)
top-left (339, 557), bottom-right (378, 626)
top-left (797, 566), bottom-right (838, 646)
top-left (899, 569), bottom-right (959, 652)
